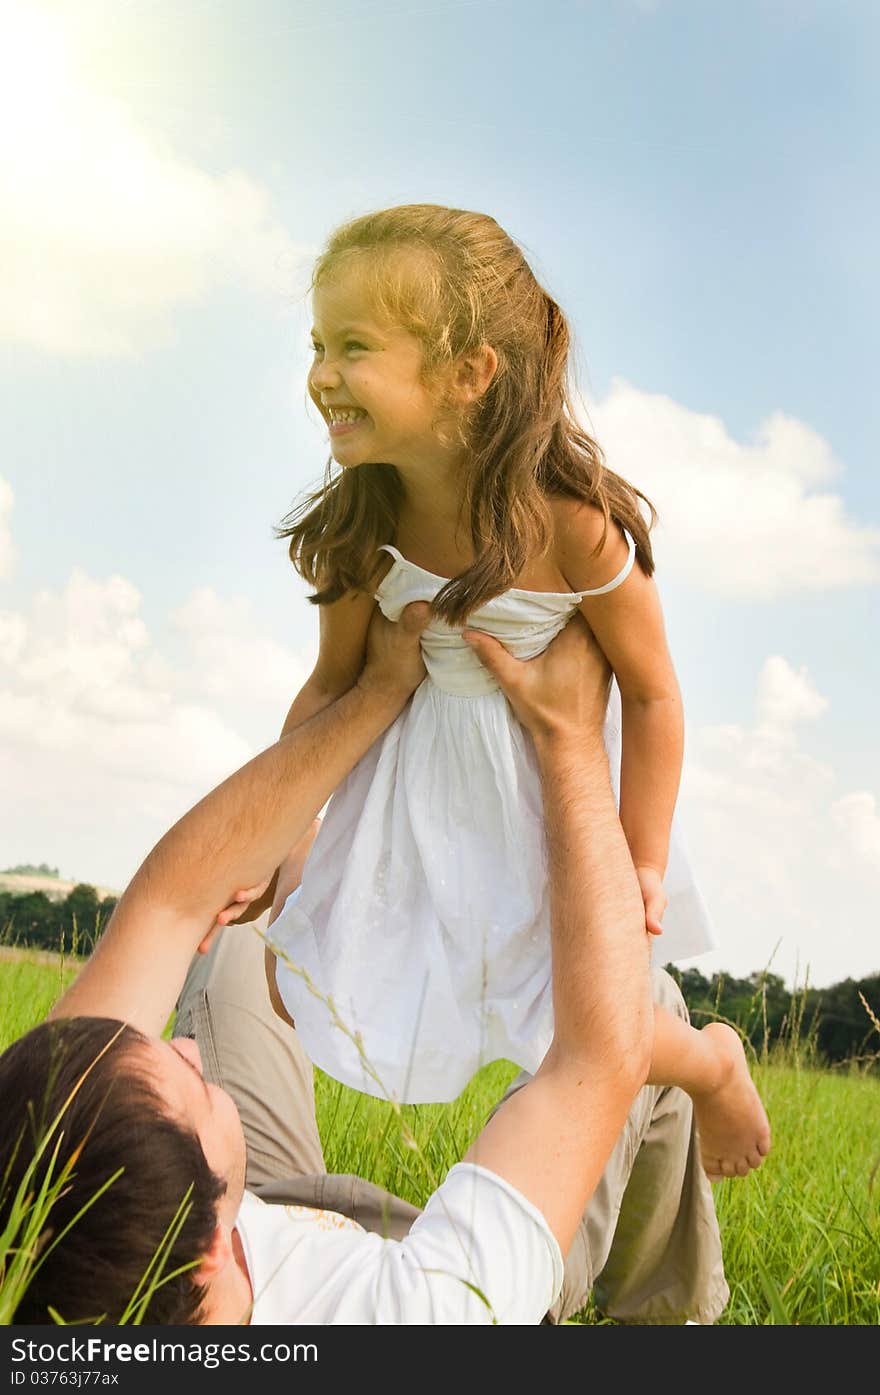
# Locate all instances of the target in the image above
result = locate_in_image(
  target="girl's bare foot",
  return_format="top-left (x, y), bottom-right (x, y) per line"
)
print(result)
top-left (692, 1023), bottom-right (771, 1181)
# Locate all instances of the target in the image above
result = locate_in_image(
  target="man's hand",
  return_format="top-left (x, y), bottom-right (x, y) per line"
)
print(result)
top-left (463, 613), bottom-right (611, 745)
top-left (357, 600), bottom-right (431, 706)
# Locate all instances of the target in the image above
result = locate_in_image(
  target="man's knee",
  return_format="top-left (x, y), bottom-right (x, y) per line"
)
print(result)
top-left (650, 966), bottom-right (690, 1023)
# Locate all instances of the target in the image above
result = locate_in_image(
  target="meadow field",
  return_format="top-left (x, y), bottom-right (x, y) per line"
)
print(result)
top-left (2, 949), bottom-right (879, 1325)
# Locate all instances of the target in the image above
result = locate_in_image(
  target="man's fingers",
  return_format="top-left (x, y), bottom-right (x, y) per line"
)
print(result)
top-left (462, 628), bottom-right (516, 680)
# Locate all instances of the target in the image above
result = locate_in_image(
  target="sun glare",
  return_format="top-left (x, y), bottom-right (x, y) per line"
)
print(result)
top-left (0, 2), bottom-right (75, 154)
top-left (0, 1), bottom-right (166, 246)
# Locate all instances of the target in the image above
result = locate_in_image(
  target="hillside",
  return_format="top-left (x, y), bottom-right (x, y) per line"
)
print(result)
top-left (0, 872), bottom-right (118, 902)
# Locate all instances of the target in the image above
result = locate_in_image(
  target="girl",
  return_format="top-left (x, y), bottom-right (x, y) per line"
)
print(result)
top-left (258, 204), bottom-right (769, 1181)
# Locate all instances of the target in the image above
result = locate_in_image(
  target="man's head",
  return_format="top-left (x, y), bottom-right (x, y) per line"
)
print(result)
top-left (0, 1017), bottom-right (246, 1324)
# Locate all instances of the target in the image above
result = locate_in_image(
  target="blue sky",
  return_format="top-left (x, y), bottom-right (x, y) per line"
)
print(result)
top-left (1, 0), bottom-right (878, 988)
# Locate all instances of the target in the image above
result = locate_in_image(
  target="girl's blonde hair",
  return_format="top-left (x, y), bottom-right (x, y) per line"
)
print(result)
top-left (280, 204), bottom-right (655, 624)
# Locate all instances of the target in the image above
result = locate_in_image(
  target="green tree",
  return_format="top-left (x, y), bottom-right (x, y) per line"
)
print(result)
top-left (61, 884), bottom-right (104, 954)
top-left (2, 891), bottom-right (58, 949)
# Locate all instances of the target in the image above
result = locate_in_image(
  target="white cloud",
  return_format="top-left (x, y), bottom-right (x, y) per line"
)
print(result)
top-left (172, 587), bottom-right (315, 712)
top-left (585, 380), bottom-right (880, 597)
top-left (0, 569), bottom-right (252, 779)
top-left (0, 2), bottom-right (307, 356)
top-left (755, 655), bottom-right (829, 731)
top-left (831, 792), bottom-right (880, 869)
top-left (680, 656), bottom-right (879, 987)
top-left (0, 478), bottom-right (16, 578)
top-left (0, 566), bottom-right (313, 888)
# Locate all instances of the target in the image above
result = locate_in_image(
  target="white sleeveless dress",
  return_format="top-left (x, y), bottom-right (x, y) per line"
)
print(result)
top-left (271, 537), bottom-right (715, 1103)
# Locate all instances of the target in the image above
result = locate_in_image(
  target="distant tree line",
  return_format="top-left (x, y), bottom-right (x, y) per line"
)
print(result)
top-left (0, 884), bottom-right (117, 956)
top-left (665, 964), bottom-right (880, 1068)
top-left (1, 863), bottom-right (60, 878)
top-left (1, 885), bottom-right (878, 1065)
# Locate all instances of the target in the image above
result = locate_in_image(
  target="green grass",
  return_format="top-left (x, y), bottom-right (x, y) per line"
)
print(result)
top-left (3, 955), bottom-right (879, 1324)
top-left (315, 1059), bottom-right (520, 1203)
top-left (0, 954), bottom-right (80, 1051)
top-left (714, 1062), bottom-right (880, 1324)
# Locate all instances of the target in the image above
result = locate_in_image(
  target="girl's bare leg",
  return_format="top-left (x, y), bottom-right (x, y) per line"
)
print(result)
top-left (648, 1004), bottom-right (771, 1181)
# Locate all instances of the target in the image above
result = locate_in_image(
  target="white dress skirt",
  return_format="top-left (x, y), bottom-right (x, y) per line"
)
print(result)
top-left (270, 537), bottom-right (715, 1103)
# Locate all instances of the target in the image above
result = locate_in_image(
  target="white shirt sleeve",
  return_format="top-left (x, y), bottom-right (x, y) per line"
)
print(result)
top-left (367, 1162), bottom-right (565, 1324)
top-left (242, 1163), bottom-right (564, 1325)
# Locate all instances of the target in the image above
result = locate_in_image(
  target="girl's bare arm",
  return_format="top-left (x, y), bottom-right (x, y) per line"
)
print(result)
top-left (552, 499), bottom-right (683, 883)
top-left (281, 586), bottom-right (381, 734)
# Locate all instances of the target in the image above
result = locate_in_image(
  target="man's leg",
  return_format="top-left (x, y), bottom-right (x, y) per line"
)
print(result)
top-left (175, 917), bottom-right (325, 1187)
top-left (254, 1174), bottom-right (421, 1241)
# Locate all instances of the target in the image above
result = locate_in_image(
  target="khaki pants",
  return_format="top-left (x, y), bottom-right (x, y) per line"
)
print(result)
top-left (176, 926), bottom-right (729, 1324)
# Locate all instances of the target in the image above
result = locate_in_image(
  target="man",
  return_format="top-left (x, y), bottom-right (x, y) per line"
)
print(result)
top-left (0, 604), bottom-right (728, 1324)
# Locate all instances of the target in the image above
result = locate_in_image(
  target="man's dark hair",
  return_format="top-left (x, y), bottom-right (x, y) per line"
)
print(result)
top-left (0, 1018), bottom-right (226, 1324)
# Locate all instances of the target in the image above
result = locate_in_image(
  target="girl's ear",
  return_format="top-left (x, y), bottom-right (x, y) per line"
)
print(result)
top-left (451, 344), bottom-right (498, 403)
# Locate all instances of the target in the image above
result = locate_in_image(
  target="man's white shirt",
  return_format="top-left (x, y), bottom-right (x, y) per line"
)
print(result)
top-left (236, 1162), bottom-right (564, 1324)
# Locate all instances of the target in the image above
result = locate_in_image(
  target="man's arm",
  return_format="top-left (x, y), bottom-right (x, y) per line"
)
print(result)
top-left (461, 618), bottom-right (654, 1257)
top-left (50, 603), bottom-right (430, 1038)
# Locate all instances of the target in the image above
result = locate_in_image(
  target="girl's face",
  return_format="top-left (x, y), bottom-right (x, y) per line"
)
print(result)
top-left (308, 265), bottom-right (458, 472)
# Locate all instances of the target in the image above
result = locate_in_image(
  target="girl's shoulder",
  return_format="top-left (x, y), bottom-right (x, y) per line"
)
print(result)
top-left (314, 548), bottom-right (395, 598)
top-left (547, 495), bottom-right (633, 595)
top-left (367, 547), bottom-right (396, 589)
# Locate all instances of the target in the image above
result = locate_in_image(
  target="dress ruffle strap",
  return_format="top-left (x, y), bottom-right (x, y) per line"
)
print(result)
top-left (576, 529), bottom-right (637, 598)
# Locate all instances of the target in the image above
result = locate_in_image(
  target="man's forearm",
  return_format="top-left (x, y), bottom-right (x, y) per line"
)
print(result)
top-left (458, 616), bottom-right (655, 1254)
top-left (464, 729), bottom-right (654, 1252)
top-left (51, 680), bottom-right (403, 1031)
top-left (533, 732), bottom-right (649, 1065)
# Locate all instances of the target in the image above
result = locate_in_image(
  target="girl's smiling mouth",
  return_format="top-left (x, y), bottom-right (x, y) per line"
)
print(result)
top-left (326, 405), bottom-right (369, 436)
